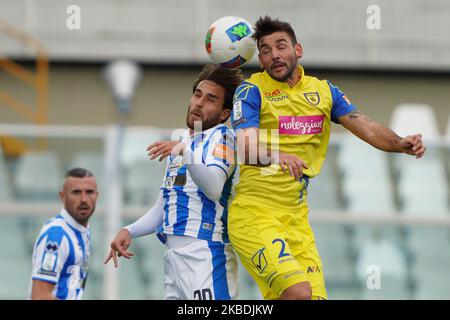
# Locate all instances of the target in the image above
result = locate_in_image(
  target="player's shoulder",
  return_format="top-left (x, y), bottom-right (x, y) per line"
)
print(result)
top-left (40, 216), bottom-right (73, 239)
top-left (209, 124), bottom-right (235, 140)
top-left (233, 80), bottom-right (261, 102)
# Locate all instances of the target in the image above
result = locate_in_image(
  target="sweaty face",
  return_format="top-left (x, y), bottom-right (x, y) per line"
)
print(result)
top-left (258, 31), bottom-right (302, 82)
top-left (186, 80), bottom-right (229, 131)
top-left (60, 177), bottom-right (98, 227)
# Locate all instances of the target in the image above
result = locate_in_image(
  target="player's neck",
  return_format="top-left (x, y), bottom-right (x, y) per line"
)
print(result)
top-left (285, 69), bottom-right (301, 88)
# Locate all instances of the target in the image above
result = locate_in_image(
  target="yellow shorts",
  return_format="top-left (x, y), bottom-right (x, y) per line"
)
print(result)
top-left (228, 198), bottom-right (327, 300)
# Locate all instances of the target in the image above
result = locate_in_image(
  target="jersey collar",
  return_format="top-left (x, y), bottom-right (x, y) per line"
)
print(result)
top-left (262, 64), bottom-right (305, 90)
top-left (60, 208), bottom-right (89, 233)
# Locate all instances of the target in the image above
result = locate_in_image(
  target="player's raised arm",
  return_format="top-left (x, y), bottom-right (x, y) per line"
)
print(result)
top-left (338, 110), bottom-right (426, 159)
top-left (104, 192), bottom-right (165, 268)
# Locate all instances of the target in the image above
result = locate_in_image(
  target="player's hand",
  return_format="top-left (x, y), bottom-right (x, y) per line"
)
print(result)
top-left (147, 140), bottom-right (180, 161)
top-left (399, 134), bottom-right (426, 159)
top-left (104, 228), bottom-right (134, 268)
top-left (277, 151), bottom-right (308, 181)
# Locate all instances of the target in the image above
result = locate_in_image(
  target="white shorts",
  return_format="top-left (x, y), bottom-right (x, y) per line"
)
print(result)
top-left (163, 235), bottom-right (238, 300)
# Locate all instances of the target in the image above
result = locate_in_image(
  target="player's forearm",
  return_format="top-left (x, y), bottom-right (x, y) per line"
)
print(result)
top-left (340, 111), bottom-right (404, 153)
top-left (358, 122), bottom-right (404, 153)
top-left (124, 194), bottom-right (164, 238)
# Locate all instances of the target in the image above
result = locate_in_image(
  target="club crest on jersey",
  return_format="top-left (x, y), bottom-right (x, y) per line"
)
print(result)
top-left (45, 241), bottom-right (59, 253)
top-left (303, 92), bottom-right (320, 106)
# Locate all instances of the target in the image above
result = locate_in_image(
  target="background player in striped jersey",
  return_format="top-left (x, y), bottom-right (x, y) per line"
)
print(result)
top-left (104, 64), bottom-right (243, 300)
top-left (30, 168), bottom-right (98, 300)
top-left (229, 16), bottom-right (426, 300)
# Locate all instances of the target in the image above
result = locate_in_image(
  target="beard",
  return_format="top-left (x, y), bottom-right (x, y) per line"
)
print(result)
top-left (186, 107), bottom-right (222, 132)
top-left (268, 58), bottom-right (298, 82)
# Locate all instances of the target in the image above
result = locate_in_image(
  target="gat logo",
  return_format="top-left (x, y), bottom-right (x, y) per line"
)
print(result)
top-left (265, 89), bottom-right (288, 102)
top-left (251, 248), bottom-right (268, 274)
top-left (226, 22), bottom-right (251, 42)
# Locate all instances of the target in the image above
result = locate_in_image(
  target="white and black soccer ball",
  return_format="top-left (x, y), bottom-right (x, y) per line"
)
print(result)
top-left (205, 16), bottom-right (257, 68)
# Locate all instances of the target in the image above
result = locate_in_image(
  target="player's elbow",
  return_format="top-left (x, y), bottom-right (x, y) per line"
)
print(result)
top-left (203, 187), bottom-right (222, 202)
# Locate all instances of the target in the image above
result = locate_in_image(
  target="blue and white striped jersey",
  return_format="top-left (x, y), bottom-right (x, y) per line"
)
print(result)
top-left (30, 209), bottom-right (91, 300)
top-left (157, 124), bottom-right (237, 243)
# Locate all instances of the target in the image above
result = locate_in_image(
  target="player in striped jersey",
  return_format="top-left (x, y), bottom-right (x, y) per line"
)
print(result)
top-left (30, 168), bottom-right (99, 300)
top-left (104, 64), bottom-right (243, 300)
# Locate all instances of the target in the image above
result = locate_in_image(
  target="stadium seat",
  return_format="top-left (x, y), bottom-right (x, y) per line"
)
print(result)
top-left (237, 260), bottom-right (261, 300)
top-left (83, 217), bottom-right (105, 300)
top-left (390, 104), bottom-right (448, 216)
top-left (139, 235), bottom-right (167, 299)
top-left (390, 103), bottom-right (440, 140)
top-left (124, 159), bottom-right (165, 207)
top-left (307, 145), bottom-right (341, 211)
top-left (0, 216), bottom-right (33, 298)
top-left (337, 134), bottom-right (396, 216)
top-left (0, 148), bottom-right (13, 202)
top-left (69, 152), bottom-right (105, 187)
top-left (14, 151), bottom-right (63, 202)
top-left (312, 223), bottom-right (355, 285)
top-left (355, 238), bottom-right (409, 299)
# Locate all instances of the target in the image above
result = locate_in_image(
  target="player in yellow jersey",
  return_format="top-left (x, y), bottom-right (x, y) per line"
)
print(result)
top-left (229, 16), bottom-right (426, 300)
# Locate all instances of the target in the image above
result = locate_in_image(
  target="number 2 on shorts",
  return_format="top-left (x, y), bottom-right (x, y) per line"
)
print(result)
top-left (272, 238), bottom-right (290, 258)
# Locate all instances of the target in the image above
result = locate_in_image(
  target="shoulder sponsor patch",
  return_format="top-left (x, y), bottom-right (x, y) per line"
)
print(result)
top-left (233, 83), bottom-right (254, 101)
top-left (213, 144), bottom-right (234, 163)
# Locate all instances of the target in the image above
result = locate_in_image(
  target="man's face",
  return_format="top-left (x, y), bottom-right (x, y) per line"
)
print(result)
top-left (186, 80), bottom-right (230, 131)
top-left (258, 31), bottom-right (303, 82)
top-left (59, 177), bottom-right (98, 227)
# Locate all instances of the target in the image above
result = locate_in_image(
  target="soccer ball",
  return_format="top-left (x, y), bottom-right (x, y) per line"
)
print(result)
top-left (205, 16), bottom-right (257, 68)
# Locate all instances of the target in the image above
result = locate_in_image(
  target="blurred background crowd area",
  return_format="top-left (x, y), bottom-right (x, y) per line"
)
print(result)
top-left (1, 0), bottom-right (449, 299)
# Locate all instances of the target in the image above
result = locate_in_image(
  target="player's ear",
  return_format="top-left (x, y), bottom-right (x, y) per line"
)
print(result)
top-left (59, 191), bottom-right (65, 203)
top-left (258, 53), bottom-right (264, 69)
top-left (295, 43), bottom-right (303, 60)
top-left (220, 108), bottom-right (231, 122)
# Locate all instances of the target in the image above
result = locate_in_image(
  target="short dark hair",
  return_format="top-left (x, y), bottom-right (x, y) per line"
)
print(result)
top-left (253, 16), bottom-right (298, 47)
top-left (65, 167), bottom-right (94, 179)
top-left (192, 64), bottom-right (244, 110)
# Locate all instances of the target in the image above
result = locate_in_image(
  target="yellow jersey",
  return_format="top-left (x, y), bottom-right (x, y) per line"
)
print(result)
top-left (231, 65), bottom-right (356, 209)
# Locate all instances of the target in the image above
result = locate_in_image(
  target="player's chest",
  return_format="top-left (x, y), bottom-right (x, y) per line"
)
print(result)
top-left (71, 234), bottom-right (90, 276)
top-left (259, 88), bottom-right (331, 130)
